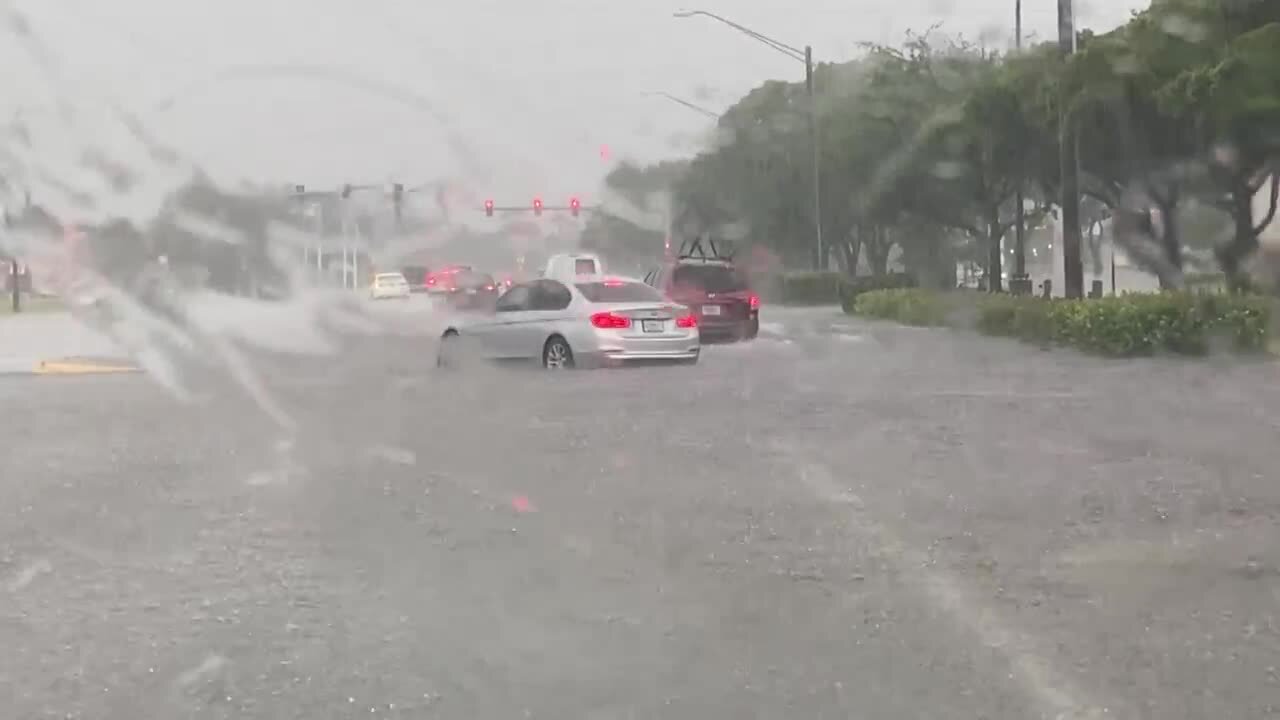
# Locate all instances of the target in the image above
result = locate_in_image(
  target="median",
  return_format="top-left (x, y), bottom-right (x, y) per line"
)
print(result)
top-left (849, 288), bottom-right (1273, 357)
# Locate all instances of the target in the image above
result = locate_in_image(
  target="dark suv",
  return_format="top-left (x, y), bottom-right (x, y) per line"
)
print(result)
top-left (645, 256), bottom-right (759, 342)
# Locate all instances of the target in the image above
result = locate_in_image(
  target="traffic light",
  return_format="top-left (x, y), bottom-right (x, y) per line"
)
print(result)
top-left (484, 199), bottom-right (494, 217)
top-left (533, 198), bottom-right (543, 216)
top-left (570, 197), bottom-right (580, 217)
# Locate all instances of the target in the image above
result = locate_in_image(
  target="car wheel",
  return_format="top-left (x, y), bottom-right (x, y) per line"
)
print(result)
top-left (743, 317), bottom-right (759, 340)
top-left (542, 336), bottom-right (575, 369)
top-left (437, 331), bottom-right (461, 369)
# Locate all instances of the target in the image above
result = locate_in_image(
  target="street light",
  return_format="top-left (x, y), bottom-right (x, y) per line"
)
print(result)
top-left (674, 9), bottom-right (824, 270)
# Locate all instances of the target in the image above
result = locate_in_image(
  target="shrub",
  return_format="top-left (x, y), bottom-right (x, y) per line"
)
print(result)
top-left (838, 272), bottom-right (916, 312)
top-left (852, 289), bottom-right (1271, 357)
top-left (976, 292), bottom-right (1271, 356)
top-left (776, 271), bottom-right (844, 305)
top-left (851, 288), bottom-right (948, 326)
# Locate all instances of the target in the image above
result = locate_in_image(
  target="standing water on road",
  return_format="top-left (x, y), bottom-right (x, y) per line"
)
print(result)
top-left (3, 1), bottom-right (1279, 718)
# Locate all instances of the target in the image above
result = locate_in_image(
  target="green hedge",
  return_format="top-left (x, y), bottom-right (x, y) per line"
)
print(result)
top-left (776, 271), bottom-right (844, 305)
top-left (847, 290), bottom-right (1268, 356)
top-left (851, 288), bottom-right (949, 326)
top-left (773, 271), bottom-right (917, 306)
top-left (976, 293), bottom-right (1270, 355)
top-left (838, 272), bottom-right (917, 312)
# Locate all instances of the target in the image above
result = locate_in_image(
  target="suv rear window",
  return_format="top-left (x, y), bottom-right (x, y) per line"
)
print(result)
top-left (575, 281), bottom-right (663, 303)
top-left (574, 258), bottom-right (598, 274)
top-left (671, 265), bottom-right (747, 293)
top-left (454, 271), bottom-right (494, 288)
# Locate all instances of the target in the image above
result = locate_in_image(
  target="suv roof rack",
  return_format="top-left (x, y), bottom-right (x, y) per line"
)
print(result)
top-left (676, 236), bottom-right (735, 263)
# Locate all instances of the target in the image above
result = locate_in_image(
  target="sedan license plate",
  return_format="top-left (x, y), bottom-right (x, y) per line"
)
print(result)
top-left (642, 319), bottom-right (664, 333)
top-left (702, 304), bottom-right (721, 316)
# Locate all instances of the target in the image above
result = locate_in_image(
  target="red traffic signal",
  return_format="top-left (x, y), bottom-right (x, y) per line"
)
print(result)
top-left (532, 198), bottom-right (543, 216)
top-left (569, 197), bottom-right (581, 216)
top-left (484, 199), bottom-right (494, 217)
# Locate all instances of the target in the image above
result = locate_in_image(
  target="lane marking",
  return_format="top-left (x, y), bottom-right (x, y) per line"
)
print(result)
top-left (783, 450), bottom-right (1119, 720)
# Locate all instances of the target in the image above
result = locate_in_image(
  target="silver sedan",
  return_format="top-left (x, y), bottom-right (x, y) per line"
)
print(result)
top-left (437, 276), bottom-right (700, 369)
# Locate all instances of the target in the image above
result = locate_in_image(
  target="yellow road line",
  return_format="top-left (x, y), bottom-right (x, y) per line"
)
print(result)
top-left (35, 360), bottom-right (140, 375)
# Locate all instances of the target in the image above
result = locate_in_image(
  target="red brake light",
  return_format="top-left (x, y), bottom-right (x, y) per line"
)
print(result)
top-left (749, 293), bottom-right (760, 310)
top-left (427, 276), bottom-right (436, 285)
top-left (676, 313), bottom-right (697, 328)
top-left (602, 279), bottom-right (625, 286)
top-left (590, 312), bottom-right (631, 329)
top-left (484, 285), bottom-right (494, 291)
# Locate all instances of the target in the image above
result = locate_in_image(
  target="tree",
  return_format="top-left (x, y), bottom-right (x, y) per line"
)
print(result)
top-left (1168, 16), bottom-right (1280, 289)
top-left (580, 159), bottom-right (690, 271)
top-left (648, 5), bottom-right (1280, 294)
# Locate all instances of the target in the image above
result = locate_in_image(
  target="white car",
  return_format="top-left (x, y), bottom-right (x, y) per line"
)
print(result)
top-left (370, 272), bottom-right (411, 300)
top-left (437, 276), bottom-right (699, 369)
top-left (542, 252), bottom-right (604, 282)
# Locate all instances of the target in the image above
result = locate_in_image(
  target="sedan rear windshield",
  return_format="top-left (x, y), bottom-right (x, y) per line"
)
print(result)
top-left (575, 281), bottom-right (664, 303)
top-left (671, 265), bottom-right (748, 293)
top-left (400, 266), bottom-right (428, 283)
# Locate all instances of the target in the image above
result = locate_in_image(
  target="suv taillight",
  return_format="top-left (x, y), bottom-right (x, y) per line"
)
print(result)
top-left (749, 293), bottom-right (760, 310)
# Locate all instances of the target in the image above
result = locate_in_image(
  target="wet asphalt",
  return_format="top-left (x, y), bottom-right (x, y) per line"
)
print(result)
top-left (2, 301), bottom-right (1279, 719)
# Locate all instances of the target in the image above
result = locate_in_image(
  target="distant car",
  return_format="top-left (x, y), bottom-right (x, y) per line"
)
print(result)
top-left (440, 270), bottom-right (501, 311)
top-left (645, 257), bottom-right (759, 342)
top-left (543, 253), bottom-right (604, 282)
top-left (370, 272), bottom-right (411, 300)
top-left (400, 265), bottom-right (431, 293)
top-left (424, 265), bottom-right (473, 294)
top-left (437, 276), bottom-right (699, 369)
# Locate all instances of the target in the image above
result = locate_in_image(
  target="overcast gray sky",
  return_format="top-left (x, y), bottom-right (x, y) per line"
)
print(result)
top-left (10, 0), bottom-right (1147, 207)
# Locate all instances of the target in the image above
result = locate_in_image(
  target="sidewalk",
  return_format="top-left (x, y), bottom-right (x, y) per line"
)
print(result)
top-left (0, 311), bottom-right (136, 375)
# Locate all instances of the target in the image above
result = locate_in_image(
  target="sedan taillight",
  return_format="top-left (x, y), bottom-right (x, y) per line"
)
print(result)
top-left (748, 293), bottom-right (760, 310)
top-left (676, 313), bottom-right (697, 328)
top-left (590, 312), bottom-right (631, 329)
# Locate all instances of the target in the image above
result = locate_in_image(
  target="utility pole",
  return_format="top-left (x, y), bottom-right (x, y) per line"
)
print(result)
top-left (805, 45), bottom-right (825, 271)
top-left (1011, 0), bottom-right (1029, 294)
top-left (1058, 0), bottom-right (1084, 298)
top-left (5, 212), bottom-right (17, 313)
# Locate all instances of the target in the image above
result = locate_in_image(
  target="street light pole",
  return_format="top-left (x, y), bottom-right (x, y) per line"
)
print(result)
top-left (673, 10), bottom-right (824, 270)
